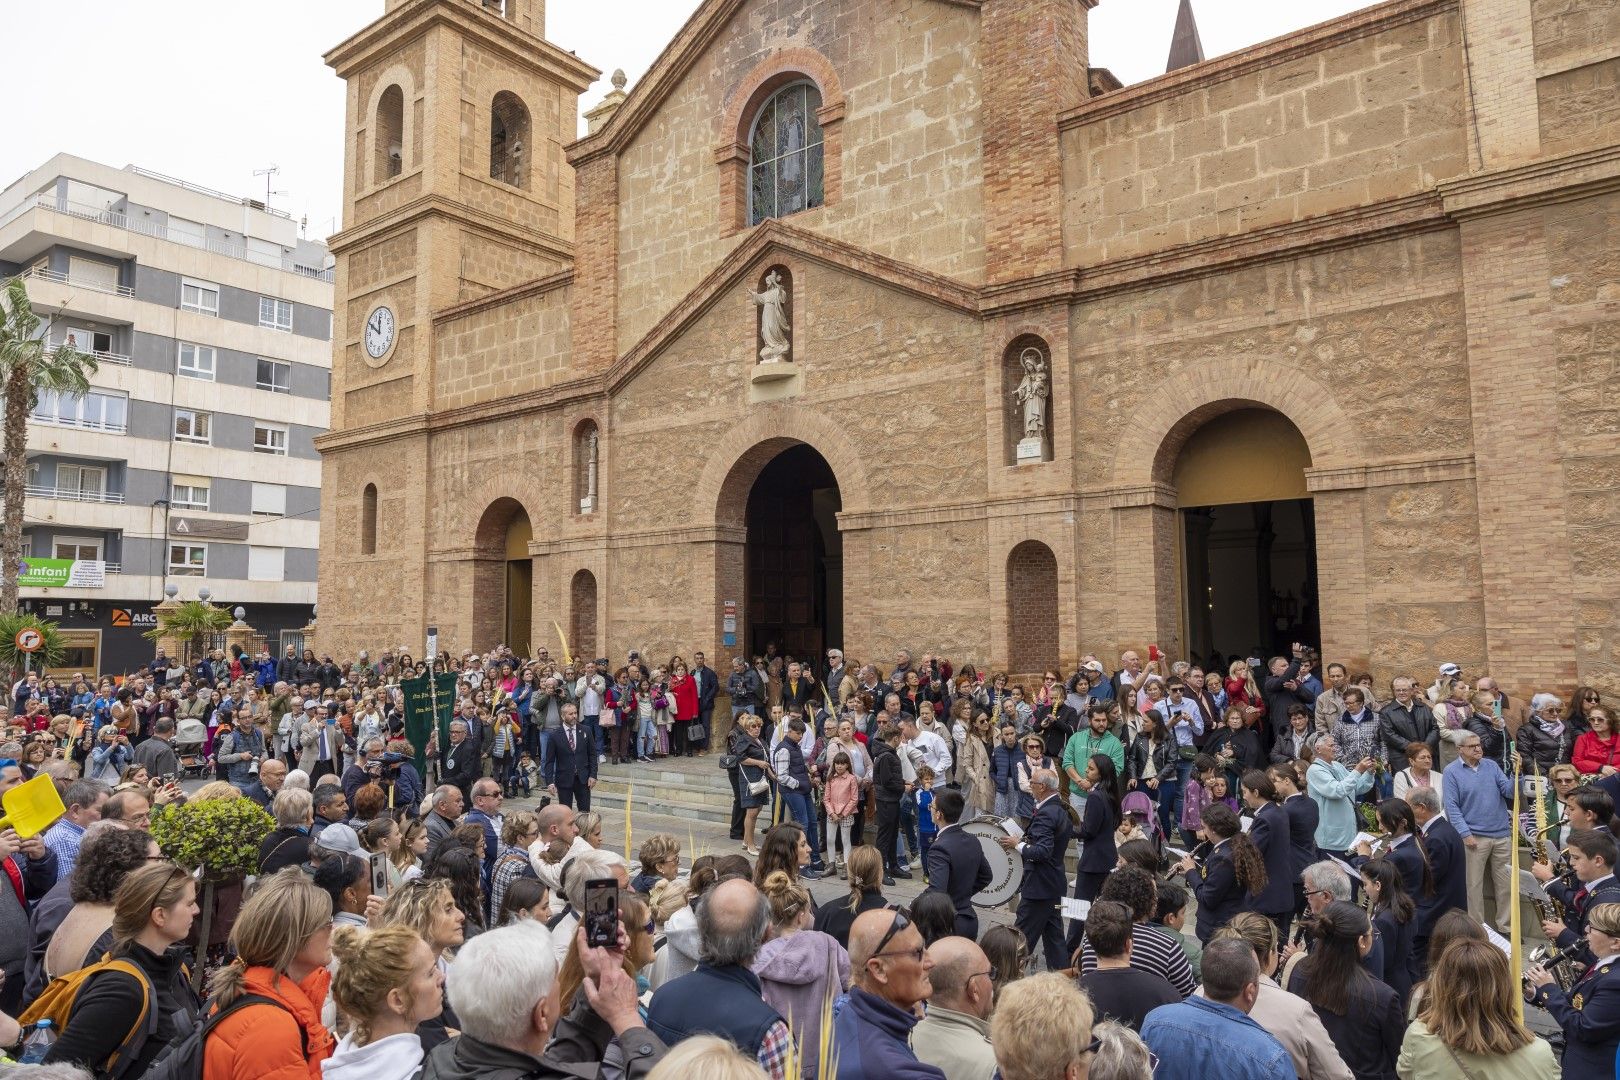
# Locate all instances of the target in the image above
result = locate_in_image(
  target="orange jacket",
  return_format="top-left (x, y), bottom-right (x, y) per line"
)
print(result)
top-left (202, 965), bottom-right (334, 1080)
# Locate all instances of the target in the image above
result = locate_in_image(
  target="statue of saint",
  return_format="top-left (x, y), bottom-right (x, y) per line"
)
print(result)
top-left (585, 428), bottom-right (599, 503)
top-left (749, 270), bottom-right (791, 363)
top-left (1013, 347), bottom-right (1049, 439)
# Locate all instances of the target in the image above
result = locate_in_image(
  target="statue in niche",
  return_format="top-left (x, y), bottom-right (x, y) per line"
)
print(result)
top-left (580, 427), bottom-right (599, 513)
top-left (1012, 346), bottom-right (1049, 439)
top-left (749, 269), bottom-right (791, 364)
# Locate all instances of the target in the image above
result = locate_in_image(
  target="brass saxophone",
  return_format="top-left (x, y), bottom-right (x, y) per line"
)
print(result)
top-left (1532, 823), bottom-right (1567, 923)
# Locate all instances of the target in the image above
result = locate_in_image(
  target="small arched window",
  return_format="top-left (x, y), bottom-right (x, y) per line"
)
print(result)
top-left (490, 91), bottom-right (530, 189)
top-left (749, 82), bottom-right (824, 226)
top-left (374, 85), bottom-right (404, 183)
top-left (361, 483), bottom-right (378, 555)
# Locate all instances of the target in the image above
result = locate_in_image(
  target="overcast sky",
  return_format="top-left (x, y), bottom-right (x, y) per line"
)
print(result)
top-left (2, 0), bottom-right (1369, 242)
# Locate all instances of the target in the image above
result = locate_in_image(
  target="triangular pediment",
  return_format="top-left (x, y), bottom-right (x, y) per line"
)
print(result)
top-left (567, 0), bottom-right (982, 164)
top-left (606, 219), bottom-right (980, 393)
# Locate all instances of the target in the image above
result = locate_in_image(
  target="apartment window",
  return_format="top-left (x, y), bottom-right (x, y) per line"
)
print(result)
top-left (181, 279), bottom-right (220, 315)
top-left (173, 409), bottom-right (212, 445)
top-left (60, 327), bottom-right (112, 355)
top-left (68, 257), bottom-right (120, 293)
top-left (168, 544), bottom-right (206, 577)
top-left (256, 358), bottom-right (291, 394)
top-left (177, 342), bottom-right (216, 380)
top-left (31, 389), bottom-right (128, 433)
top-left (170, 478), bottom-right (210, 511)
top-left (54, 537), bottom-right (103, 562)
top-left (253, 422), bottom-right (289, 456)
top-left (259, 297), bottom-right (293, 332)
top-left (248, 546), bottom-right (285, 582)
top-left (251, 482), bottom-right (287, 516)
top-left (55, 465), bottom-right (106, 500)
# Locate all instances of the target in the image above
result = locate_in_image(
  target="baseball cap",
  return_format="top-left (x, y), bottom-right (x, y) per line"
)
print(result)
top-left (1084, 661), bottom-right (1104, 674)
top-left (315, 823), bottom-right (363, 858)
top-left (1439, 662), bottom-right (1461, 677)
top-left (303, 699), bottom-right (318, 711)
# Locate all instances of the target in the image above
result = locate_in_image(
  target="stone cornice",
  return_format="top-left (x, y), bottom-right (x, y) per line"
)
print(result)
top-left (604, 219), bottom-right (980, 394)
top-left (1306, 454), bottom-right (1476, 492)
top-left (1439, 146), bottom-right (1620, 220)
top-left (435, 268), bottom-right (573, 323)
top-left (328, 194), bottom-right (576, 266)
top-left (1059, 0), bottom-right (1456, 131)
top-left (324, 0), bottom-right (598, 92)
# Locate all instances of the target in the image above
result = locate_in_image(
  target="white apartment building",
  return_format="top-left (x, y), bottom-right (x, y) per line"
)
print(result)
top-left (0, 154), bottom-right (332, 676)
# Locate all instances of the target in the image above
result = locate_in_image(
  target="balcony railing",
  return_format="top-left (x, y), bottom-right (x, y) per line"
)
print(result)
top-left (27, 412), bottom-right (128, 435)
top-left (20, 264), bottom-right (134, 298)
top-left (19, 196), bottom-right (334, 282)
top-left (24, 485), bottom-right (125, 504)
top-left (46, 342), bottom-right (132, 367)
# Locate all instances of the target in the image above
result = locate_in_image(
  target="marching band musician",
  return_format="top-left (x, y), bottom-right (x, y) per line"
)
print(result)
top-left (1406, 786), bottom-right (1470, 972)
top-left (1173, 803), bottom-right (1267, 944)
top-left (1239, 770), bottom-right (1296, 940)
top-left (1352, 799), bottom-right (1433, 991)
top-left (1266, 762), bottom-right (1319, 921)
top-left (1526, 902), bottom-right (1620, 1079)
top-left (1533, 829), bottom-right (1620, 968)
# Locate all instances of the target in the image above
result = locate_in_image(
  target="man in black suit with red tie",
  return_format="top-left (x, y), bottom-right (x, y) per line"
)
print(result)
top-left (544, 703), bottom-right (597, 810)
top-left (1001, 766), bottom-right (1072, 973)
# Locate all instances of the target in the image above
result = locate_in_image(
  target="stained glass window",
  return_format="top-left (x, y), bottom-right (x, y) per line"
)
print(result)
top-left (748, 83), bottom-right (825, 226)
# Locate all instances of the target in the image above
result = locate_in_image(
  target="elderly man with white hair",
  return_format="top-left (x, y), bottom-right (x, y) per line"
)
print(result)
top-left (553, 846), bottom-right (629, 964)
top-left (418, 920), bottom-right (666, 1080)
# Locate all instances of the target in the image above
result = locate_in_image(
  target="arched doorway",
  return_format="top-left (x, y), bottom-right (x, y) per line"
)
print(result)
top-left (1174, 408), bottom-right (1318, 664)
top-left (472, 498), bottom-right (533, 653)
top-left (742, 444), bottom-right (842, 659)
top-left (570, 569), bottom-right (598, 662)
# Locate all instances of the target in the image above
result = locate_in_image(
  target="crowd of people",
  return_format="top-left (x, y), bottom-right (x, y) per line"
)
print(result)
top-left (2, 637), bottom-right (1619, 1078)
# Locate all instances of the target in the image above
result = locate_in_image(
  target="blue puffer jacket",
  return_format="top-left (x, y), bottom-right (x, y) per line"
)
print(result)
top-left (991, 741), bottom-right (1021, 795)
top-left (832, 987), bottom-right (945, 1080)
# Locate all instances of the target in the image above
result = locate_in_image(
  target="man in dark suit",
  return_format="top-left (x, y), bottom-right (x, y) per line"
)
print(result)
top-left (544, 703), bottom-right (598, 810)
top-left (925, 790), bottom-right (992, 939)
top-left (1281, 776), bottom-right (1320, 916)
top-left (1410, 785), bottom-right (1469, 969)
top-left (438, 719), bottom-right (481, 802)
top-left (781, 661), bottom-right (817, 715)
top-left (1001, 766), bottom-right (1072, 972)
top-left (691, 651), bottom-right (718, 753)
top-left (1242, 775), bottom-right (1298, 939)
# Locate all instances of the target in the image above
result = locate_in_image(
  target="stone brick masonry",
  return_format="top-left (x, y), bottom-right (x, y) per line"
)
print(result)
top-left (315, 0), bottom-right (1620, 706)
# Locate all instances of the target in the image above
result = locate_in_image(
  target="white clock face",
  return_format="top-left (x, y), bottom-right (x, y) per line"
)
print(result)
top-left (364, 306), bottom-right (395, 360)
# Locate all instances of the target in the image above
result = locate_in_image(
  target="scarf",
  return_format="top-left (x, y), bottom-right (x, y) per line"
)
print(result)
top-left (1536, 714), bottom-right (1566, 739)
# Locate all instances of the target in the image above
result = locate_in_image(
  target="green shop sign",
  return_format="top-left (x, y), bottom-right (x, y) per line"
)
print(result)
top-left (16, 558), bottom-right (106, 589)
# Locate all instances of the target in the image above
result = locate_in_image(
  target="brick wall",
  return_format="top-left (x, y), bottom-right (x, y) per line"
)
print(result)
top-left (434, 282), bottom-right (572, 411)
top-left (1006, 540), bottom-right (1059, 675)
top-left (570, 569), bottom-right (599, 661)
top-left (1537, 58), bottom-right (1620, 153)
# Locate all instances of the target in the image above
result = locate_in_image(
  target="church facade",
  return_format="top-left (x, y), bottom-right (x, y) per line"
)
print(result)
top-left (317, 0), bottom-right (1620, 699)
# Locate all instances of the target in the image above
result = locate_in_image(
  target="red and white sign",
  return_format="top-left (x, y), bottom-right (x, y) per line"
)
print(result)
top-left (14, 628), bottom-right (44, 653)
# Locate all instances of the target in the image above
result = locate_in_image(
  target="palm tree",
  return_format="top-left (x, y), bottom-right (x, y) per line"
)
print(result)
top-left (143, 600), bottom-right (233, 666)
top-left (1, 277), bottom-right (98, 614)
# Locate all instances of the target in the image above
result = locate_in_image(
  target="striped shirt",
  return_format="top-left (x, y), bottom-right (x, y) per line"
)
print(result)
top-left (1077, 922), bottom-right (1197, 997)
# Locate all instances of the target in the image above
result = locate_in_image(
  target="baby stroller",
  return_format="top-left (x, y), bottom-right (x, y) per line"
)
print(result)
top-left (175, 716), bottom-right (209, 777)
top-left (1120, 790), bottom-right (1164, 859)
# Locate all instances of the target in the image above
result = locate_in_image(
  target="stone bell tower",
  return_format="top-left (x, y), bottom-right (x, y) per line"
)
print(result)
top-left (322, 0), bottom-right (596, 428)
top-left (315, 0), bottom-right (597, 656)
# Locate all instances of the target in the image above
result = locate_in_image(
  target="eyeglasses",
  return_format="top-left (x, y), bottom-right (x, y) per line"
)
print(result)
top-left (969, 967), bottom-right (994, 984)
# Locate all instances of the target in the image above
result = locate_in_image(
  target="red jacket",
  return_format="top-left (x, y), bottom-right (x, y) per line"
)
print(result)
top-left (670, 675), bottom-right (700, 722)
top-left (1573, 730), bottom-right (1620, 775)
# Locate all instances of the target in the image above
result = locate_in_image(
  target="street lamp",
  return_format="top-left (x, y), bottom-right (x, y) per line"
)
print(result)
top-left (163, 584), bottom-right (178, 601)
top-left (234, 606), bottom-right (246, 621)
top-left (198, 587), bottom-right (211, 603)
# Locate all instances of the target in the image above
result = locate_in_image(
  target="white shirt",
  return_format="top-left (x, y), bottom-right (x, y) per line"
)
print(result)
top-left (909, 728), bottom-right (953, 786)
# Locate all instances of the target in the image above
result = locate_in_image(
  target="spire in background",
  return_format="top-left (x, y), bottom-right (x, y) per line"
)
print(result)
top-left (1166, 0), bottom-right (1206, 73)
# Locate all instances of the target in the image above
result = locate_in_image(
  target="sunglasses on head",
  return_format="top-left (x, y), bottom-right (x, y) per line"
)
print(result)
top-left (871, 910), bottom-right (922, 961)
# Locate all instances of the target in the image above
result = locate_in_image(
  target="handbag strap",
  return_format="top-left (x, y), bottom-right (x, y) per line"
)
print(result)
top-left (1441, 1041), bottom-right (1486, 1080)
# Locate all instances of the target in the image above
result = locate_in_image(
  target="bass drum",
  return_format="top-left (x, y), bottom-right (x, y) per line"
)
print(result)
top-left (961, 817), bottom-right (1023, 907)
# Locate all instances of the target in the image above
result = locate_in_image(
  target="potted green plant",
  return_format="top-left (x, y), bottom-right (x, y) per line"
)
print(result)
top-left (150, 796), bottom-right (274, 989)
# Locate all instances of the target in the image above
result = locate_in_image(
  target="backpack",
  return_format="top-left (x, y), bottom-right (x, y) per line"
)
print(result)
top-left (144, 992), bottom-right (305, 1080)
top-left (20, 957), bottom-right (161, 1079)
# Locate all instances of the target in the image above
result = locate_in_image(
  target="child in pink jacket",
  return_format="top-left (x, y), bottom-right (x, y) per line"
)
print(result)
top-left (824, 751), bottom-right (861, 878)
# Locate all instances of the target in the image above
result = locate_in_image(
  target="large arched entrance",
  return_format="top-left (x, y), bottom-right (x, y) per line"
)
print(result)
top-left (1174, 408), bottom-right (1318, 665)
top-left (472, 498), bottom-right (533, 653)
top-left (742, 444), bottom-right (843, 660)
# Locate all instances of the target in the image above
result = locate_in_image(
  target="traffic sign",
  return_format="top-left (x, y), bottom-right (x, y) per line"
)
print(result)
top-left (13, 628), bottom-right (44, 654)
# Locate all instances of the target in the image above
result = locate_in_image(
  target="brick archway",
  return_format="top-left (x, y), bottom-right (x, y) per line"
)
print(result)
top-left (1006, 540), bottom-right (1059, 675)
top-left (1108, 360), bottom-right (1359, 490)
top-left (700, 407), bottom-right (870, 527)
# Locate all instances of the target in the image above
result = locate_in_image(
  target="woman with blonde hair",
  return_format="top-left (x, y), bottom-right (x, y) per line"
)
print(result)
top-left (202, 867), bottom-right (336, 1078)
top-left (1395, 938), bottom-right (1555, 1079)
top-left (392, 818), bottom-right (428, 883)
top-left (812, 845), bottom-right (888, 949)
top-left (322, 925), bottom-right (444, 1080)
top-left (959, 711), bottom-right (996, 818)
top-left (753, 871), bottom-right (848, 1078)
top-left (646, 1035), bottom-right (767, 1080)
top-left (1211, 912), bottom-right (1352, 1080)
top-left (374, 878), bottom-right (466, 1052)
top-left (575, 811), bottom-right (604, 849)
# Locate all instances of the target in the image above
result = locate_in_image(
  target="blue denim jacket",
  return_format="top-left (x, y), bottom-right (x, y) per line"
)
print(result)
top-left (1140, 997), bottom-right (1295, 1080)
